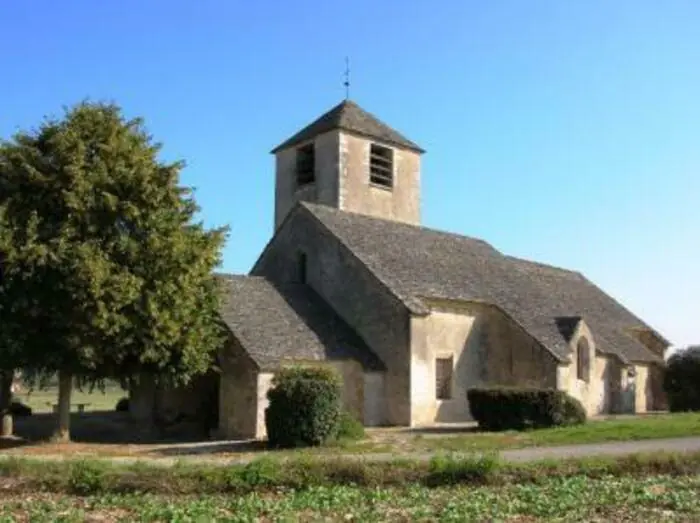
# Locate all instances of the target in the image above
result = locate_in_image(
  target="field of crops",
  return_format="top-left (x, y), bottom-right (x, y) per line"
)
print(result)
top-left (0, 474), bottom-right (697, 521)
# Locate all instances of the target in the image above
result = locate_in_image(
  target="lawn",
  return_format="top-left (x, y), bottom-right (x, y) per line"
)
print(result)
top-left (0, 474), bottom-right (696, 521)
top-left (13, 384), bottom-right (125, 413)
top-left (348, 412), bottom-right (700, 455)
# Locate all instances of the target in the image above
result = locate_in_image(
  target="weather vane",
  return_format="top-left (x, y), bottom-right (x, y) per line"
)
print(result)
top-left (343, 57), bottom-right (350, 99)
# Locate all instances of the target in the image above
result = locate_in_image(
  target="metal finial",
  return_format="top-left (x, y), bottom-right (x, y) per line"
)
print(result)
top-left (343, 57), bottom-right (350, 99)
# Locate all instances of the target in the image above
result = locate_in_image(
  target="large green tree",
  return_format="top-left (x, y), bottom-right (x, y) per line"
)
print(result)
top-left (0, 101), bottom-right (228, 441)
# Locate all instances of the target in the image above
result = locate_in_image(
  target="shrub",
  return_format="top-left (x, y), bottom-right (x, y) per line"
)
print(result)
top-left (467, 387), bottom-right (586, 431)
top-left (9, 402), bottom-right (32, 417)
top-left (115, 397), bottom-right (129, 412)
top-left (265, 366), bottom-right (342, 448)
top-left (664, 346), bottom-right (700, 412)
top-left (335, 410), bottom-right (365, 441)
top-left (68, 460), bottom-right (107, 495)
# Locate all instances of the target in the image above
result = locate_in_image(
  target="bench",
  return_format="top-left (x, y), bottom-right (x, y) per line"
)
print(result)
top-left (47, 402), bottom-right (91, 414)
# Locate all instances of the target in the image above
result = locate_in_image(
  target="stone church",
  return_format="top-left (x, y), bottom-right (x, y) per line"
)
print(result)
top-left (131, 99), bottom-right (669, 439)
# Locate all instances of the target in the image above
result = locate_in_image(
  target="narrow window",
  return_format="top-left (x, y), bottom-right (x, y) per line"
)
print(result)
top-left (297, 252), bottom-right (307, 284)
top-left (435, 356), bottom-right (454, 400)
top-left (296, 143), bottom-right (315, 187)
top-left (369, 143), bottom-right (393, 188)
top-left (577, 338), bottom-right (590, 381)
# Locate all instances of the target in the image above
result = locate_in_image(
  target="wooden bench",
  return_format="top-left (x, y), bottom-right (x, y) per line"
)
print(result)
top-left (47, 402), bottom-right (91, 414)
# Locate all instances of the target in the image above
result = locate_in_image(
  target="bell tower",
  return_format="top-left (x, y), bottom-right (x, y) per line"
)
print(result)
top-left (270, 100), bottom-right (425, 230)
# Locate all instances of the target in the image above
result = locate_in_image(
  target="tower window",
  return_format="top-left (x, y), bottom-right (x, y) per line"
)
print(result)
top-left (296, 143), bottom-right (315, 187)
top-left (577, 338), bottom-right (590, 382)
top-left (369, 144), bottom-right (393, 188)
top-left (297, 252), bottom-right (307, 284)
top-left (435, 356), bottom-right (454, 400)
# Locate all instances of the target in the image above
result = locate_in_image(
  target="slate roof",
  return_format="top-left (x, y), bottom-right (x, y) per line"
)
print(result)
top-left (270, 99), bottom-right (425, 154)
top-left (217, 274), bottom-right (384, 371)
top-left (302, 202), bottom-right (668, 364)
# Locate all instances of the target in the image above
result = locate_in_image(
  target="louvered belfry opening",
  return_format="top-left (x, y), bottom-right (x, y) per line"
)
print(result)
top-left (369, 143), bottom-right (393, 188)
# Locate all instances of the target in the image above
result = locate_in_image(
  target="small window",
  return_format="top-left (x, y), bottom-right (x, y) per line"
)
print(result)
top-left (296, 143), bottom-right (315, 187)
top-left (369, 143), bottom-right (393, 188)
top-left (435, 356), bottom-right (453, 400)
top-left (577, 338), bottom-right (590, 381)
top-left (297, 252), bottom-right (307, 284)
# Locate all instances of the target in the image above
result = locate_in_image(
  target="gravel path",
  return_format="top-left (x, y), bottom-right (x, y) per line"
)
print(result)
top-left (2, 436), bottom-right (700, 468)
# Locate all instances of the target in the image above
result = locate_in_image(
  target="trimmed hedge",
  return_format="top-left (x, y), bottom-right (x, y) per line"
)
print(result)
top-left (468, 387), bottom-right (586, 431)
top-left (664, 346), bottom-right (700, 412)
top-left (265, 366), bottom-right (342, 448)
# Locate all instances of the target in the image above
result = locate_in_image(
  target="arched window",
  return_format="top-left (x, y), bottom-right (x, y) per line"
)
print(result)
top-left (577, 338), bottom-right (590, 381)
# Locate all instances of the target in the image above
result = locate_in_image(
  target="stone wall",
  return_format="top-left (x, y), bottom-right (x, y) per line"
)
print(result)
top-left (274, 131), bottom-right (340, 230)
top-left (338, 132), bottom-right (420, 225)
top-left (252, 207), bottom-right (411, 425)
top-left (218, 336), bottom-right (260, 439)
top-left (409, 299), bottom-right (559, 425)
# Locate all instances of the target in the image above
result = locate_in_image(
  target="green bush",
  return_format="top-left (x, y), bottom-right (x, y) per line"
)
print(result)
top-left (664, 346), bottom-right (700, 412)
top-left (265, 366), bottom-right (342, 448)
top-left (427, 452), bottom-right (499, 486)
top-left (115, 397), bottom-right (129, 412)
top-left (336, 410), bottom-right (365, 441)
top-left (467, 387), bottom-right (586, 431)
top-left (9, 401), bottom-right (32, 417)
top-left (68, 460), bottom-right (107, 495)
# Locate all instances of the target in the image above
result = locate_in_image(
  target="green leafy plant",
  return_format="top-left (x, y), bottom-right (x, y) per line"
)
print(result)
top-left (335, 410), bottom-right (365, 441)
top-left (467, 387), bottom-right (586, 431)
top-left (427, 452), bottom-right (499, 486)
top-left (265, 366), bottom-right (342, 448)
top-left (68, 460), bottom-right (107, 495)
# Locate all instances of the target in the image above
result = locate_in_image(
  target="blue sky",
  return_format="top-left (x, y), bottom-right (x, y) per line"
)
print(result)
top-left (1, 1), bottom-right (698, 347)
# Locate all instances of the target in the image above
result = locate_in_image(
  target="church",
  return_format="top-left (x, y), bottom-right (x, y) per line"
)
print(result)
top-left (132, 99), bottom-right (670, 439)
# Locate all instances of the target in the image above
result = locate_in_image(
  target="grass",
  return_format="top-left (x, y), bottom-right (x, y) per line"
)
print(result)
top-left (1, 449), bottom-right (700, 495)
top-left (13, 385), bottom-right (125, 413)
top-left (338, 412), bottom-right (700, 455)
top-left (0, 461), bottom-right (698, 520)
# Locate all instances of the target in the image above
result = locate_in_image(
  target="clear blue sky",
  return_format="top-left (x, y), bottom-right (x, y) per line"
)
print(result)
top-left (1, 1), bottom-right (698, 348)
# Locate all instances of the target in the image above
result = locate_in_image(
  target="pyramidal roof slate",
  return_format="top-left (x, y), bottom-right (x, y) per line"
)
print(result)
top-left (270, 99), bottom-right (425, 154)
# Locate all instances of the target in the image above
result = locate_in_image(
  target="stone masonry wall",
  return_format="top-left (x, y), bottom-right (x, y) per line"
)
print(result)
top-left (218, 336), bottom-right (259, 439)
top-left (252, 207), bottom-right (411, 425)
top-left (409, 299), bottom-right (558, 425)
top-left (274, 131), bottom-right (340, 230)
top-left (338, 132), bottom-right (420, 225)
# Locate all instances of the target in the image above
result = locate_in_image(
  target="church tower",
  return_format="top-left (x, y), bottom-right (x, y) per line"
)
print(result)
top-left (270, 100), bottom-right (425, 230)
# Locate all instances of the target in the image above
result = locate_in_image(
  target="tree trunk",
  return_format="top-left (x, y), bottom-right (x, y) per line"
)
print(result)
top-left (53, 370), bottom-right (72, 442)
top-left (0, 371), bottom-right (13, 437)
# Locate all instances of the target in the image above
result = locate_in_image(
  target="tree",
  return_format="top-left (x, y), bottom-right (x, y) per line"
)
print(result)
top-left (0, 101), bottom-right (228, 441)
top-left (664, 346), bottom-right (700, 412)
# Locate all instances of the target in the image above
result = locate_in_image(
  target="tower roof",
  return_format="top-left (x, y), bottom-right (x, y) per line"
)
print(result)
top-left (270, 99), bottom-right (425, 154)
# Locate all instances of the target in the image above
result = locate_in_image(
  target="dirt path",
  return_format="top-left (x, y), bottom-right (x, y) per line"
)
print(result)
top-left (2, 436), bottom-right (700, 468)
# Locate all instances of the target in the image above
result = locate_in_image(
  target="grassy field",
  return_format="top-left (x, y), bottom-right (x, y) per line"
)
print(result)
top-left (0, 452), bottom-right (699, 521)
top-left (13, 385), bottom-right (125, 413)
top-left (0, 474), bottom-right (697, 522)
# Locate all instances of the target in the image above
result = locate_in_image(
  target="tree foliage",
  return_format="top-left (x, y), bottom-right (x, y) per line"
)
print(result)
top-left (0, 101), bottom-right (229, 437)
top-left (664, 346), bottom-right (700, 412)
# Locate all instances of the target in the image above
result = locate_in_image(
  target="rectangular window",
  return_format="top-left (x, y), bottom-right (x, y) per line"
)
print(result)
top-left (298, 252), bottom-right (307, 284)
top-left (369, 143), bottom-right (393, 188)
top-left (435, 356), bottom-right (453, 400)
top-left (296, 143), bottom-right (315, 187)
